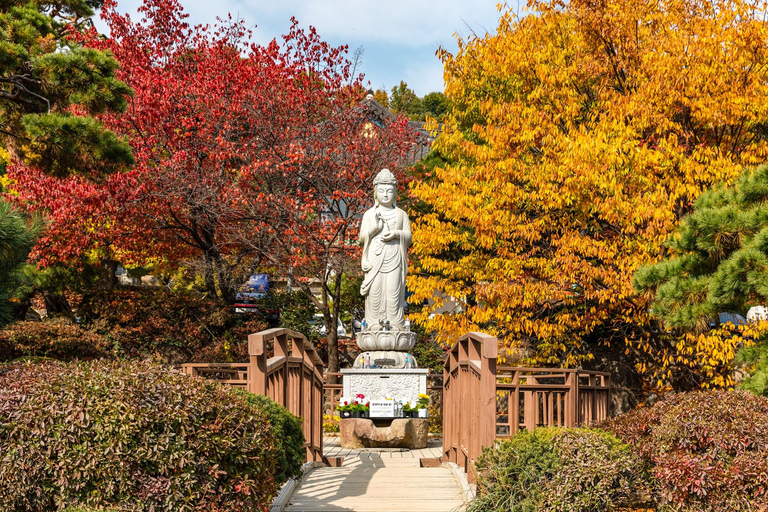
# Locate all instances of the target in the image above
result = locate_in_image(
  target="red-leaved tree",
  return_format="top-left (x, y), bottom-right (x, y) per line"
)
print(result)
top-left (13, 0), bottom-right (421, 372)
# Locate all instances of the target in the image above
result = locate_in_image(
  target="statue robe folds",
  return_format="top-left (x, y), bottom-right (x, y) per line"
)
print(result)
top-left (359, 206), bottom-right (412, 332)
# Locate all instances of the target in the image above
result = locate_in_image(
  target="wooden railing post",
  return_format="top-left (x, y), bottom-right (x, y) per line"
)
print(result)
top-left (248, 332), bottom-right (267, 395)
top-left (182, 328), bottom-right (325, 463)
top-left (442, 332), bottom-right (497, 482)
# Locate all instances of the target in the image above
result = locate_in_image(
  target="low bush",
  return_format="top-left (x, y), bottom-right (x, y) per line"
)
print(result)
top-left (468, 427), bottom-right (648, 512)
top-left (0, 359), bottom-right (282, 511)
top-left (78, 288), bottom-right (266, 363)
top-left (603, 390), bottom-right (768, 511)
top-left (0, 317), bottom-right (110, 361)
top-left (323, 413), bottom-right (340, 433)
top-left (237, 391), bottom-right (305, 483)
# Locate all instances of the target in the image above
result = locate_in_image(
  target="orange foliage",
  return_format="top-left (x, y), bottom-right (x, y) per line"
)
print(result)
top-left (409, 0), bottom-right (768, 387)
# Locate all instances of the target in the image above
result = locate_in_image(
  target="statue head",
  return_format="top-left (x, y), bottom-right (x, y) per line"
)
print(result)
top-left (373, 168), bottom-right (398, 207)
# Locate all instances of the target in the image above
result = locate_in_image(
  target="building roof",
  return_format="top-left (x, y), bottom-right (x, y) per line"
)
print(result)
top-left (359, 96), bottom-right (434, 162)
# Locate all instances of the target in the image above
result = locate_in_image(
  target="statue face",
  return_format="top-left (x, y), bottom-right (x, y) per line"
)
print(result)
top-left (376, 184), bottom-right (396, 207)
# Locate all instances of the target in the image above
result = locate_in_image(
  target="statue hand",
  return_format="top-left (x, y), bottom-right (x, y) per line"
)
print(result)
top-left (381, 230), bottom-right (399, 242)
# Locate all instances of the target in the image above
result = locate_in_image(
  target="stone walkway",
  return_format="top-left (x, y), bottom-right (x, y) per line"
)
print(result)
top-left (282, 437), bottom-right (467, 512)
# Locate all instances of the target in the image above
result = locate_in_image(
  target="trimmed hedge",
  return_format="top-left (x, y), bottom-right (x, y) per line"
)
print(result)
top-left (237, 391), bottom-right (305, 483)
top-left (77, 288), bottom-right (267, 363)
top-left (468, 427), bottom-right (648, 512)
top-left (603, 390), bottom-right (768, 511)
top-left (0, 289), bottom-right (268, 364)
top-left (0, 360), bottom-right (282, 511)
top-left (0, 317), bottom-right (111, 361)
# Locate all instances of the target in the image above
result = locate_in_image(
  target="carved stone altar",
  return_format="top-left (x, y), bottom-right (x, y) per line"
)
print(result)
top-left (342, 368), bottom-right (428, 405)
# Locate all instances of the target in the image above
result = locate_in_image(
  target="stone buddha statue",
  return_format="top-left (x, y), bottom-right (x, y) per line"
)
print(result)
top-left (360, 169), bottom-right (412, 332)
top-left (355, 169), bottom-right (416, 363)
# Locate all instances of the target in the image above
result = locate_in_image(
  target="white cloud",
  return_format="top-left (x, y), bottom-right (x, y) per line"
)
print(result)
top-left (257, 0), bottom-right (502, 47)
top-left (98, 0), bottom-right (512, 96)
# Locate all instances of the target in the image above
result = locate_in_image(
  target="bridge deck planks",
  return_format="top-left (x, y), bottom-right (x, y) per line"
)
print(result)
top-left (284, 440), bottom-right (466, 512)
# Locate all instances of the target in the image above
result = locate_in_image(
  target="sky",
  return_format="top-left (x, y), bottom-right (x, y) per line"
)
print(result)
top-left (94, 1), bottom-right (514, 97)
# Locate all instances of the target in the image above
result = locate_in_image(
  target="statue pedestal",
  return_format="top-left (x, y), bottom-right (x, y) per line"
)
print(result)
top-left (356, 330), bottom-right (416, 351)
top-left (341, 368), bottom-right (428, 405)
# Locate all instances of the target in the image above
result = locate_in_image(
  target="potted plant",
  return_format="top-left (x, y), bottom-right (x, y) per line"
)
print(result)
top-left (337, 394), bottom-right (369, 418)
top-left (402, 402), bottom-right (416, 418)
top-left (416, 393), bottom-right (429, 418)
top-left (336, 401), bottom-right (354, 418)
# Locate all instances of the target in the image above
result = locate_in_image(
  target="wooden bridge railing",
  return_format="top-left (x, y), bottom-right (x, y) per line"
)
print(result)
top-left (442, 332), bottom-right (611, 482)
top-left (495, 367), bottom-right (610, 437)
top-left (443, 332), bottom-right (497, 481)
top-left (182, 328), bottom-right (324, 462)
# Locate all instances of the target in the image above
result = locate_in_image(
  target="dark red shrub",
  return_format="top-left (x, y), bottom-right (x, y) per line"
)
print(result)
top-left (603, 390), bottom-right (768, 511)
top-left (0, 360), bottom-right (281, 511)
top-left (77, 288), bottom-right (266, 363)
top-left (0, 317), bottom-right (110, 361)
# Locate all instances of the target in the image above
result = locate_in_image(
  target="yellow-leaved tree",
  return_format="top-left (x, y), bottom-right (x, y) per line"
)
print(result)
top-left (409, 0), bottom-right (768, 389)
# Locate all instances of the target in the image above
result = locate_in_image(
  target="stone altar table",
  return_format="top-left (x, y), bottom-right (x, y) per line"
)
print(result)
top-left (340, 418), bottom-right (429, 449)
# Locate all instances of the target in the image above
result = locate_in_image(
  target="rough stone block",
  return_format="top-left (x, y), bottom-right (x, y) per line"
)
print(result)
top-left (339, 418), bottom-right (429, 449)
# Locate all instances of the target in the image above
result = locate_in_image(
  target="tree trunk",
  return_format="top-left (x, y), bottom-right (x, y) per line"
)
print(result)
top-left (327, 328), bottom-right (339, 380)
top-left (212, 251), bottom-right (235, 303)
top-left (203, 252), bottom-right (217, 298)
top-left (98, 259), bottom-right (119, 289)
top-left (324, 272), bottom-right (344, 384)
top-left (42, 289), bottom-right (71, 315)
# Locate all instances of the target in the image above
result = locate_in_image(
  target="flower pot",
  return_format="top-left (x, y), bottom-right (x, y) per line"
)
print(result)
top-left (341, 411), bottom-right (352, 419)
top-left (417, 409), bottom-right (428, 418)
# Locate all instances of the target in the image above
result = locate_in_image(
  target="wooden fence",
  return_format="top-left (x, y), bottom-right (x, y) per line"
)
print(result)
top-left (442, 332), bottom-right (611, 481)
top-left (495, 367), bottom-right (610, 437)
top-left (182, 328), bottom-right (324, 462)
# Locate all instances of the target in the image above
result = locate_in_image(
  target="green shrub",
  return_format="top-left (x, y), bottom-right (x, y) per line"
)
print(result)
top-left (0, 360), bottom-right (281, 511)
top-left (468, 427), bottom-right (647, 512)
top-left (237, 391), bottom-right (305, 483)
top-left (603, 390), bottom-right (768, 511)
top-left (412, 338), bottom-right (446, 374)
top-left (0, 317), bottom-right (110, 361)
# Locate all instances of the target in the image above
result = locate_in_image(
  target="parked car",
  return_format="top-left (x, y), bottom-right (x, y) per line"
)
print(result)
top-left (709, 312), bottom-right (747, 328)
top-left (233, 274), bottom-right (279, 325)
top-left (310, 313), bottom-right (347, 338)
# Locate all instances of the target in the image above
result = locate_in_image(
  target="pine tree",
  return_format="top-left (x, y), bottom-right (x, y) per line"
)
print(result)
top-left (636, 165), bottom-right (768, 330)
top-left (0, 199), bottom-right (37, 326)
top-left (0, 0), bottom-right (133, 178)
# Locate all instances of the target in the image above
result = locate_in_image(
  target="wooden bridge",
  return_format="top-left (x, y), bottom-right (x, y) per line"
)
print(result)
top-left (183, 328), bottom-right (611, 511)
top-left (282, 437), bottom-right (467, 512)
